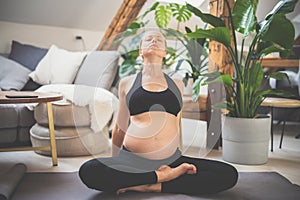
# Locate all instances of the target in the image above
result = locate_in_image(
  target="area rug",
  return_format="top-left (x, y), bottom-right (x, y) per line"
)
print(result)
top-left (3, 166), bottom-right (300, 200)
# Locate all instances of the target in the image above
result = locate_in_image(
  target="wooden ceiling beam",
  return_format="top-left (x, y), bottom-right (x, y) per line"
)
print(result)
top-left (97, 0), bottom-right (147, 50)
top-left (208, 0), bottom-right (234, 76)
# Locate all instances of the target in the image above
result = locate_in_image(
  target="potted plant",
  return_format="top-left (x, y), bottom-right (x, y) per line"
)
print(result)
top-left (167, 27), bottom-right (209, 99)
top-left (186, 0), bottom-right (298, 164)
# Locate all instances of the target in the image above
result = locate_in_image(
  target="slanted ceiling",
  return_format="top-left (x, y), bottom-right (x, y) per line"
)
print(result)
top-left (0, 0), bottom-right (123, 31)
top-left (0, 0), bottom-right (299, 32)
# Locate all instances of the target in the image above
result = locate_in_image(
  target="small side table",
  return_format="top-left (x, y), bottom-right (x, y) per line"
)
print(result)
top-left (0, 91), bottom-right (63, 166)
top-left (261, 97), bottom-right (300, 152)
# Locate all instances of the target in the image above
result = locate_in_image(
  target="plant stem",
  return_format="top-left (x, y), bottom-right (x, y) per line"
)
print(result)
top-left (227, 46), bottom-right (239, 78)
top-left (224, 0), bottom-right (238, 63)
top-left (240, 39), bottom-right (245, 66)
top-left (245, 35), bottom-right (259, 71)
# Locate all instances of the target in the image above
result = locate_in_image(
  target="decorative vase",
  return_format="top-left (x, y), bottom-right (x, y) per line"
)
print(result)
top-left (221, 115), bottom-right (271, 165)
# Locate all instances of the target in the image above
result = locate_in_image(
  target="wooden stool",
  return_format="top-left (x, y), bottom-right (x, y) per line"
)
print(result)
top-left (262, 97), bottom-right (300, 151)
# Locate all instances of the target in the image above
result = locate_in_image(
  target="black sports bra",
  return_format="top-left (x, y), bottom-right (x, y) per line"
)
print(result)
top-left (126, 72), bottom-right (182, 116)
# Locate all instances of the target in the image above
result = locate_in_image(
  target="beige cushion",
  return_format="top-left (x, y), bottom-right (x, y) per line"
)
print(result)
top-left (30, 124), bottom-right (109, 156)
top-left (74, 51), bottom-right (119, 90)
top-left (34, 103), bottom-right (90, 127)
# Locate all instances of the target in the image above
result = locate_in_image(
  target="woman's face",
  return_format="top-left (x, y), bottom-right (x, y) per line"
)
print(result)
top-left (139, 31), bottom-right (166, 58)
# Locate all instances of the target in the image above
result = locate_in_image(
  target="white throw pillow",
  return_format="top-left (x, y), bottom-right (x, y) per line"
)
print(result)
top-left (29, 45), bottom-right (86, 85)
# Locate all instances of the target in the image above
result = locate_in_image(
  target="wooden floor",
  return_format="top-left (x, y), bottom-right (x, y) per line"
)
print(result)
top-left (0, 121), bottom-right (299, 185)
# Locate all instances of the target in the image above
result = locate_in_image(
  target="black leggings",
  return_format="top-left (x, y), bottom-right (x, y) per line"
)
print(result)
top-left (79, 147), bottom-right (238, 195)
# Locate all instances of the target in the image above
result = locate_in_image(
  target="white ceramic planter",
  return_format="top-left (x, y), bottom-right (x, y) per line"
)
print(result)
top-left (221, 115), bottom-right (271, 165)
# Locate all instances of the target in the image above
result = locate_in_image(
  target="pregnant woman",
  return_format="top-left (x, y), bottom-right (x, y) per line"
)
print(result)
top-left (79, 30), bottom-right (238, 195)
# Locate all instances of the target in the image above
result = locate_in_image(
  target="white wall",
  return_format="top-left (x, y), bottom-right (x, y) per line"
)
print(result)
top-left (0, 21), bottom-right (104, 54)
top-left (0, 0), bottom-right (298, 54)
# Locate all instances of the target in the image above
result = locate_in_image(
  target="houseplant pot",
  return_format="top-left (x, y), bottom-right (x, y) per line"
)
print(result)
top-left (186, 0), bottom-right (298, 164)
top-left (222, 115), bottom-right (270, 164)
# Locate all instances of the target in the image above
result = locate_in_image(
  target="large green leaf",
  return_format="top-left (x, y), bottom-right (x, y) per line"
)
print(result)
top-left (185, 37), bottom-right (204, 67)
top-left (185, 26), bottom-right (207, 46)
top-left (257, 0), bottom-right (298, 37)
top-left (169, 3), bottom-right (192, 23)
top-left (266, 0), bottom-right (298, 16)
top-left (192, 77), bottom-right (201, 101)
top-left (261, 14), bottom-right (295, 50)
top-left (138, 2), bottom-right (159, 20)
top-left (232, 0), bottom-right (258, 37)
top-left (257, 41), bottom-right (287, 58)
top-left (186, 27), bottom-right (231, 48)
top-left (155, 5), bottom-right (172, 28)
top-left (204, 72), bottom-right (233, 87)
top-left (248, 62), bottom-right (263, 95)
top-left (186, 3), bottom-right (225, 27)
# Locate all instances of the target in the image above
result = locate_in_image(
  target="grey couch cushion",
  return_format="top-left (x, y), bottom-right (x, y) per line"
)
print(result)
top-left (18, 127), bottom-right (32, 143)
top-left (0, 104), bottom-right (34, 126)
top-left (74, 51), bottom-right (119, 90)
top-left (8, 40), bottom-right (48, 71)
top-left (18, 105), bottom-right (35, 127)
top-left (0, 104), bottom-right (35, 146)
top-left (0, 104), bottom-right (18, 128)
top-left (0, 129), bottom-right (17, 144)
top-left (0, 55), bottom-right (31, 91)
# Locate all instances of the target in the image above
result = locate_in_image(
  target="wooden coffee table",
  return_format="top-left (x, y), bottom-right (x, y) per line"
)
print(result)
top-left (0, 91), bottom-right (63, 166)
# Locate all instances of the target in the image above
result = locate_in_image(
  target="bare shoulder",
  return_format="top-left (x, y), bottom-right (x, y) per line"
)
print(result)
top-left (119, 74), bottom-right (137, 94)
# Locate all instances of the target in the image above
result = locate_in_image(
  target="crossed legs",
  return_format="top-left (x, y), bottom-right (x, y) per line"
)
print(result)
top-left (79, 151), bottom-right (238, 195)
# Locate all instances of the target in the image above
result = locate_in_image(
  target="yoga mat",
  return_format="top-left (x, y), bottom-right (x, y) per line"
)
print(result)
top-left (10, 171), bottom-right (300, 200)
top-left (0, 163), bottom-right (27, 200)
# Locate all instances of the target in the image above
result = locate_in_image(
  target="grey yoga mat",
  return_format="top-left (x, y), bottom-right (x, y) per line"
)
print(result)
top-left (0, 163), bottom-right (27, 200)
top-left (10, 171), bottom-right (300, 200)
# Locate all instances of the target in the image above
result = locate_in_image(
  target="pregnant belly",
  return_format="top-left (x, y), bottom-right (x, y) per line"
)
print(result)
top-left (124, 112), bottom-right (180, 159)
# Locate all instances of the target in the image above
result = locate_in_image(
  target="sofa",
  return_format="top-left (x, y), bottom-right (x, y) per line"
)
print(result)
top-left (0, 41), bottom-right (120, 156)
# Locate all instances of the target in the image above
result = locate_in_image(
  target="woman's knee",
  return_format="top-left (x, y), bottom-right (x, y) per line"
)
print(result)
top-left (79, 159), bottom-right (120, 192)
top-left (79, 159), bottom-right (107, 190)
top-left (79, 160), bottom-right (96, 188)
top-left (223, 163), bottom-right (238, 189)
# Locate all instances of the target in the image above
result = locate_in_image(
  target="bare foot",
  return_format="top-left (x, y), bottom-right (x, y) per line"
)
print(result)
top-left (116, 183), bottom-right (161, 195)
top-left (155, 163), bottom-right (197, 183)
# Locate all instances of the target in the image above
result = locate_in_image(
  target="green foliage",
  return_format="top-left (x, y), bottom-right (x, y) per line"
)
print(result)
top-left (169, 3), bottom-right (192, 23)
top-left (164, 25), bottom-right (210, 101)
top-left (155, 5), bottom-right (172, 28)
top-left (119, 2), bottom-right (195, 78)
top-left (186, 0), bottom-right (298, 118)
top-left (119, 49), bottom-right (140, 77)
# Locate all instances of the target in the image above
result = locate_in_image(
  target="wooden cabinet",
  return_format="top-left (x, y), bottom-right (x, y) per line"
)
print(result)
top-left (182, 95), bottom-right (208, 121)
